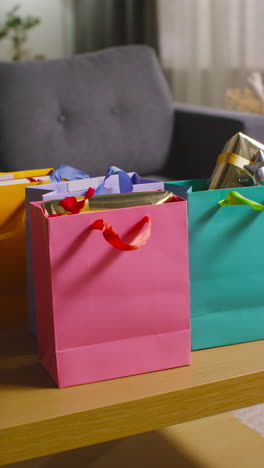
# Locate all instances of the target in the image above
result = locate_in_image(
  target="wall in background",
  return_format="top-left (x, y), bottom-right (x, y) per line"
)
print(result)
top-left (0, 0), bottom-right (75, 61)
top-left (157, 0), bottom-right (264, 108)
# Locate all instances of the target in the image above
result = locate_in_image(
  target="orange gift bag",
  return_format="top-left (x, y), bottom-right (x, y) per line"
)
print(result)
top-left (0, 168), bottom-right (53, 327)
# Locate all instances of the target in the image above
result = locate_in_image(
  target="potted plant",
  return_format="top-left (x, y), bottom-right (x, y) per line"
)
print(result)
top-left (0, 4), bottom-right (41, 61)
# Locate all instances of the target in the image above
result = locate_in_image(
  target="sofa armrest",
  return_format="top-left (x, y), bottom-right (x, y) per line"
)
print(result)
top-left (164, 102), bottom-right (264, 180)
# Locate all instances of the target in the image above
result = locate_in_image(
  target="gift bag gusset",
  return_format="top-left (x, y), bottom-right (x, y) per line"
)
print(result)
top-left (30, 192), bottom-right (190, 387)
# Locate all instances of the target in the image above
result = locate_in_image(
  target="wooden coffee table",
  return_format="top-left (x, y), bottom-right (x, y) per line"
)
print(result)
top-left (1, 328), bottom-right (264, 466)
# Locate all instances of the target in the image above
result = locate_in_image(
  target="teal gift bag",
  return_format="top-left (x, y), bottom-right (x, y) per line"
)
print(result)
top-left (166, 179), bottom-right (264, 350)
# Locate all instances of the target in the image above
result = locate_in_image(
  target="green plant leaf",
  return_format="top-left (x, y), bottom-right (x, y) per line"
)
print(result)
top-left (0, 3), bottom-right (41, 60)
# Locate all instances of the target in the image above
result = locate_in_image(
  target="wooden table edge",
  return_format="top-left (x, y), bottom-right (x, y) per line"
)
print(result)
top-left (1, 369), bottom-right (264, 466)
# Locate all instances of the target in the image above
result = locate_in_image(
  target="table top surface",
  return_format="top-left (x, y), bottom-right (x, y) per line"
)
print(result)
top-left (1, 328), bottom-right (264, 465)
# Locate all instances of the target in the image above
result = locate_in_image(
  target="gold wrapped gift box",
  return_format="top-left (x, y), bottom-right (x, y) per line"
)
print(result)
top-left (209, 132), bottom-right (264, 190)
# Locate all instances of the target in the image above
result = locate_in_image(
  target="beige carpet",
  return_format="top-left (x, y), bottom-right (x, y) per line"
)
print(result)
top-left (232, 404), bottom-right (264, 436)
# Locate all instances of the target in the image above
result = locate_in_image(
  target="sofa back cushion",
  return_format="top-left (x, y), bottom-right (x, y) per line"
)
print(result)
top-left (0, 46), bottom-right (174, 175)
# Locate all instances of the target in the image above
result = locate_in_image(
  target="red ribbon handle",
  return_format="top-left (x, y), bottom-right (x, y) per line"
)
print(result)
top-left (91, 216), bottom-right (151, 251)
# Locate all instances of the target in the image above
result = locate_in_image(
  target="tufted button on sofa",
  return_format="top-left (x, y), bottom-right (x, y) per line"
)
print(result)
top-left (1, 45), bottom-right (264, 179)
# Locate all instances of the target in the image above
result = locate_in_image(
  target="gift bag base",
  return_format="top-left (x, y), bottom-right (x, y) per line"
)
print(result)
top-left (191, 309), bottom-right (264, 350)
top-left (41, 329), bottom-right (190, 388)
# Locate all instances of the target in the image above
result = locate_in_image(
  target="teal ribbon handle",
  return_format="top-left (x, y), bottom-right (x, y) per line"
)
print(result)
top-left (219, 191), bottom-right (264, 211)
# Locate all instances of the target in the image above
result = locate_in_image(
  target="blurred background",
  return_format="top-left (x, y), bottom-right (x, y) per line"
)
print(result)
top-left (1, 0), bottom-right (264, 110)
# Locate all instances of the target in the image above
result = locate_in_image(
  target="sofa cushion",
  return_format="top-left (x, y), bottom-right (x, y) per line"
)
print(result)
top-left (0, 46), bottom-right (174, 175)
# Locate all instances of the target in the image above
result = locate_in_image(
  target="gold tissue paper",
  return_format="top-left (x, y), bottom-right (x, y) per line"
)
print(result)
top-left (209, 132), bottom-right (264, 190)
top-left (43, 191), bottom-right (174, 215)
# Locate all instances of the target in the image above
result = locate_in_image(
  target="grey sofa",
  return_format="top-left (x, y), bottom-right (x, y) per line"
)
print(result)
top-left (1, 45), bottom-right (264, 180)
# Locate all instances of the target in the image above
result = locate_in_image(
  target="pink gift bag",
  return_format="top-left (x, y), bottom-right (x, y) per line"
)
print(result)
top-left (30, 197), bottom-right (190, 388)
top-left (26, 172), bottom-right (164, 335)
